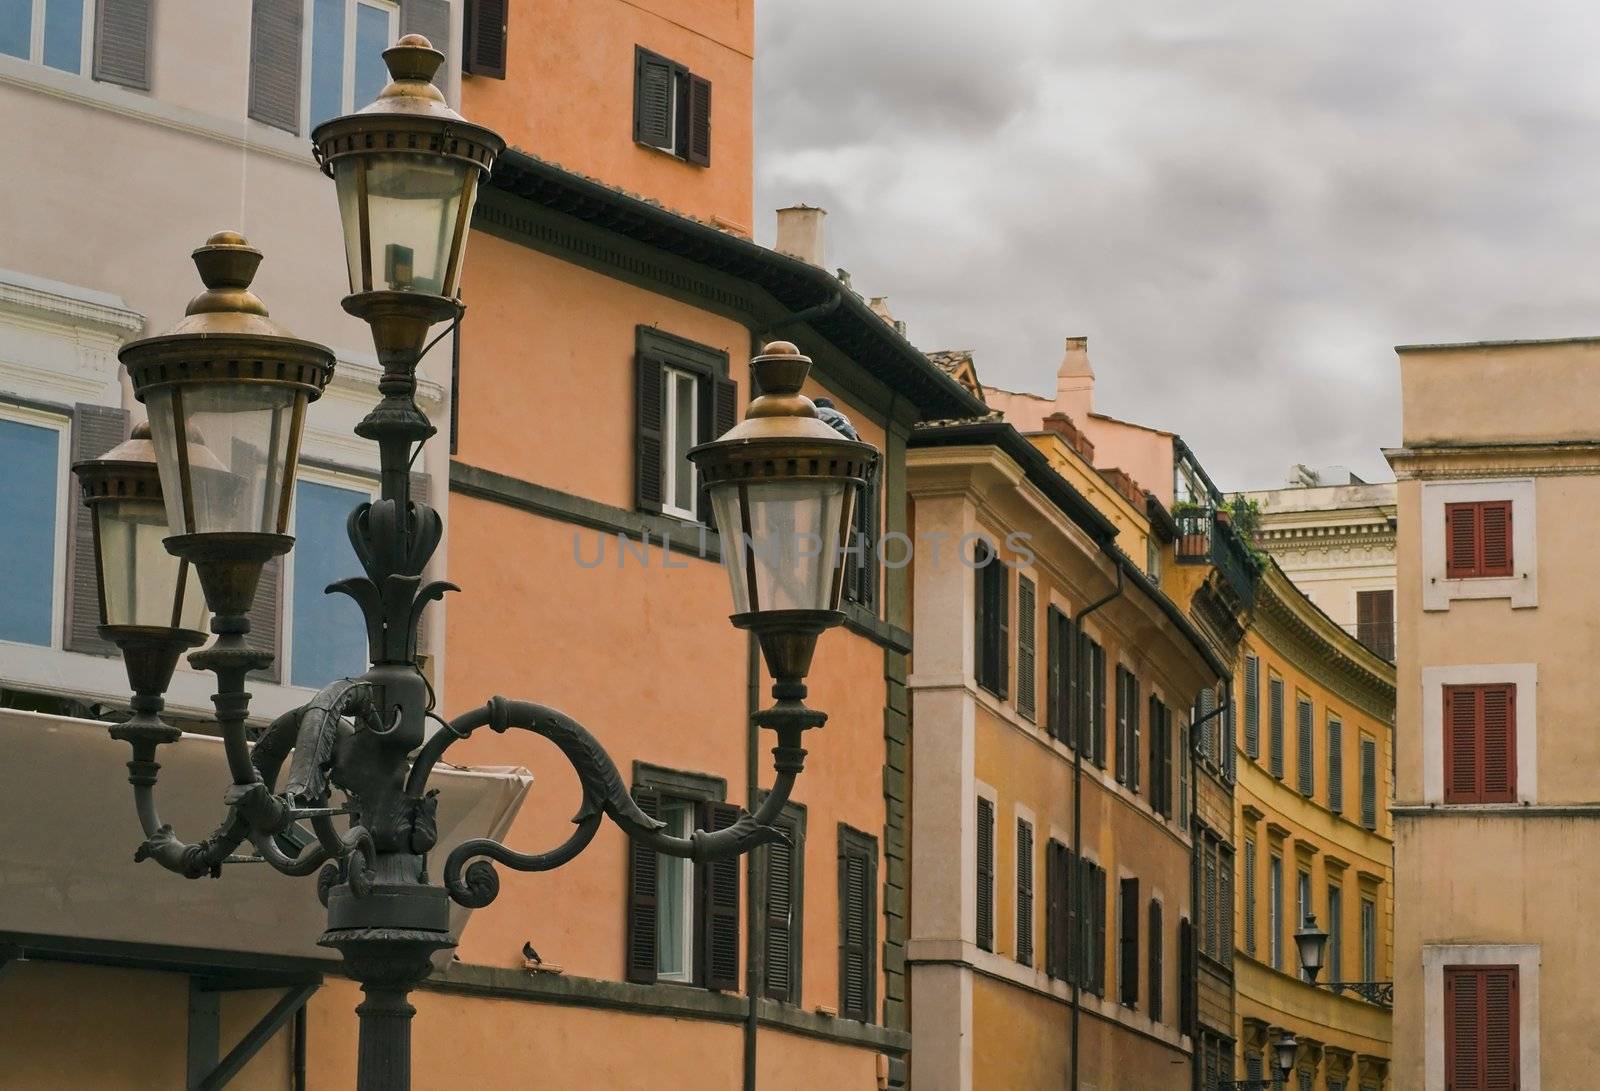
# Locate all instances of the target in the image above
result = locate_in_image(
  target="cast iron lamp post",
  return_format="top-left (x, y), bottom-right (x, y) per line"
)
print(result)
top-left (1293, 912), bottom-right (1394, 1007)
top-left (79, 34), bottom-right (875, 1091)
top-left (1215, 1031), bottom-right (1298, 1089)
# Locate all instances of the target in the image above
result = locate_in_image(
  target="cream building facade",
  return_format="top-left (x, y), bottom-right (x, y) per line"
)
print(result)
top-left (1386, 336), bottom-right (1600, 1091)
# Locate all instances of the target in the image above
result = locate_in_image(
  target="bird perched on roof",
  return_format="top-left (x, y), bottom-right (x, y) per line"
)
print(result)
top-left (813, 397), bottom-right (860, 441)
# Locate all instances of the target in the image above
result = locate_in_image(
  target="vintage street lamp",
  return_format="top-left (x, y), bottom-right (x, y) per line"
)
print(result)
top-left (1295, 913), bottom-right (1329, 984)
top-left (1273, 1033), bottom-right (1300, 1081)
top-left (94, 34), bottom-right (875, 1091)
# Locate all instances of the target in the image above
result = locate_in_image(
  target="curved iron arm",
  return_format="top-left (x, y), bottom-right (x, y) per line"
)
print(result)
top-left (406, 696), bottom-right (806, 909)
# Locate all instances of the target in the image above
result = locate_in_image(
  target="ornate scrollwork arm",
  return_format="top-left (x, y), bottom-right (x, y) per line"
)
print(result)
top-left (408, 696), bottom-right (805, 909)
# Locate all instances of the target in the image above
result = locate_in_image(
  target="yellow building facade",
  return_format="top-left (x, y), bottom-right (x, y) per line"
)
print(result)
top-left (1232, 563), bottom-right (1395, 1090)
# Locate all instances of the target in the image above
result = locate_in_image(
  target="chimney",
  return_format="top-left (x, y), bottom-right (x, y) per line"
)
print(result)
top-left (775, 204), bottom-right (827, 267)
top-left (1057, 336), bottom-right (1094, 420)
top-left (869, 296), bottom-right (907, 337)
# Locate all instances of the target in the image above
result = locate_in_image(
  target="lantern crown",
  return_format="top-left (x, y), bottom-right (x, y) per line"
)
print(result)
top-left (371, 34), bottom-right (448, 106)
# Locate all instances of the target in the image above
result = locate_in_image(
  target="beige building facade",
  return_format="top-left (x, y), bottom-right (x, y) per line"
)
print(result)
top-left (1387, 336), bottom-right (1600, 1091)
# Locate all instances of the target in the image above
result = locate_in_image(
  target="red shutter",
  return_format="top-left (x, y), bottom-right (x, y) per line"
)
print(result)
top-left (1444, 685), bottom-right (1481, 803)
top-left (1480, 684), bottom-right (1516, 802)
top-left (1446, 965), bottom-right (1519, 1091)
top-left (1446, 502), bottom-right (1481, 579)
top-left (1445, 684), bottom-right (1516, 803)
top-left (1479, 500), bottom-right (1514, 577)
top-left (1484, 966), bottom-right (1519, 1090)
top-left (1446, 966), bottom-right (1482, 1090)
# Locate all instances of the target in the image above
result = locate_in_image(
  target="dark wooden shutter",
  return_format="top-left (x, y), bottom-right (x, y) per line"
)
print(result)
top-left (1092, 643), bottom-right (1107, 765)
top-left (1119, 877), bottom-right (1139, 1007)
top-left (94, 0), bottom-right (152, 90)
top-left (1219, 848), bottom-right (1234, 967)
top-left (634, 352), bottom-right (665, 513)
top-left (1297, 697), bottom-right (1315, 797)
top-left (625, 787), bottom-right (661, 984)
top-left (685, 74), bottom-right (711, 166)
top-left (1114, 666), bottom-right (1128, 781)
top-left (698, 801), bottom-right (741, 990)
top-left (246, 555), bottom-right (282, 682)
top-left (1480, 500), bottom-right (1513, 577)
top-left (1244, 655), bottom-right (1260, 758)
top-left (1178, 917), bottom-right (1195, 1034)
top-left (1044, 841), bottom-right (1062, 978)
top-left (1482, 683), bottom-right (1516, 801)
top-left (1147, 900), bottom-right (1163, 1022)
top-left (463, 0), bottom-right (507, 78)
top-left (1484, 966), bottom-right (1519, 1090)
top-left (1357, 589), bottom-right (1395, 660)
top-left (1328, 718), bottom-right (1344, 813)
top-left (1360, 735), bottom-right (1379, 828)
top-left (248, 0), bottom-right (302, 133)
top-left (763, 816), bottom-right (799, 1002)
top-left (1203, 844), bottom-right (1218, 957)
top-left (1091, 864), bottom-right (1107, 995)
top-left (1015, 820), bottom-right (1033, 966)
top-left (66, 405), bottom-right (129, 655)
top-left (1446, 965), bottom-right (1520, 1091)
top-left (973, 546), bottom-right (988, 691)
top-left (1046, 606), bottom-right (1063, 739)
top-left (1148, 696), bottom-right (1164, 815)
top-left (1445, 685), bottom-right (1481, 804)
top-left (838, 827), bottom-right (877, 1022)
top-left (1016, 577), bottom-right (1036, 721)
top-left (847, 465), bottom-right (879, 609)
top-left (410, 471), bottom-right (433, 662)
top-left (1128, 674), bottom-right (1141, 792)
top-left (1269, 676), bottom-right (1286, 778)
top-left (696, 374), bottom-right (738, 527)
top-left (401, 0), bottom-right (452, 86)
top-left (1446, 501), bottom-right (1479, 579)
top-left (975, 797), bottom-right (995, 951)
top-left (633, 47), bottom-right (675, 147)
top-left (995, 562), bottom-right (1010, 700)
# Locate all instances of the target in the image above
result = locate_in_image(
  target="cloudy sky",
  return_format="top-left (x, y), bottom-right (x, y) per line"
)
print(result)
top-left (753, 1), bottom-right (1600, 490)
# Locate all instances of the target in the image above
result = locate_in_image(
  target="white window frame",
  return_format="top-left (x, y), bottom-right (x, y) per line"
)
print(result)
top-left (0, 402), bottom-right (70, 651)
top-left (655, 795), bottom-right (696, 983)
top-left (282, 466), bottom-right (378, 690)
top-left (1420, 662), bottom-right (1538, 804)
top-left (4, 0), bottom-right (93, 75)
top-left (660, 364), bottom-right (699, 522)
top-left (1422, 944), bottom-right (1540, 1091)
top-left (300, 0), bottom-right (399, 135)
top-left (1420, 478), bottom-right (1537, 610)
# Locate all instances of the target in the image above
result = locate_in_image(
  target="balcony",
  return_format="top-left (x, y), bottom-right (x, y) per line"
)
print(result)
top-left (1174, 507), bottom-right (1259, 609)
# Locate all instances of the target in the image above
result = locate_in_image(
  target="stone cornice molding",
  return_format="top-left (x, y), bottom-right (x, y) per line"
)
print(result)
top-left (0, 271), bottom-right (144, 336)
top-left (1252, 565), bottom-right (1395, 722)
top-left (1386, 441), bottom-right (1600, 480)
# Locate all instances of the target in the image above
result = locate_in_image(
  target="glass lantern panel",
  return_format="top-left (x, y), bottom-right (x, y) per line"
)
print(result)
top-left (146, 385), bottom-right (302, 536)
top-left (335, 153), bottom-right (472, 297)
top-left (711, 479), bottom-right (849, 615)
top-left (96, 497), bottom-right (207, 630)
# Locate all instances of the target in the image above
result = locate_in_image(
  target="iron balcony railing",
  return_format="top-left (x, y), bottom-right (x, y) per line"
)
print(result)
top-left (1325, 980), bottom-right (1395, 1008)
top-left (1173, 509), bottom-right (1259, 608)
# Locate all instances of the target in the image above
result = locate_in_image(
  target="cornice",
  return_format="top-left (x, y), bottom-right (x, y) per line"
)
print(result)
top-left (1252, 567), bottom-right (1395, 721)
top-left (0, 273), bottom-right (144, 335)
top-left (1385, 441), bottom-right (1600, 480)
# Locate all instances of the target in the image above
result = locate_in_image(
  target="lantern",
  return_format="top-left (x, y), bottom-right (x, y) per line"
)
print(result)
top-left (1294, 912), bottom-right (1329, 984)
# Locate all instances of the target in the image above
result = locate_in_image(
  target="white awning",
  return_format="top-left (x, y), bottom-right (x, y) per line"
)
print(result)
top-left (0, 708), bottom-right (530, 963)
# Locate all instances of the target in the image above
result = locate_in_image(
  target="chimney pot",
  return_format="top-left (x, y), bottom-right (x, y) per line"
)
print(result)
top-left (775, 204), bottom-right (827, 267)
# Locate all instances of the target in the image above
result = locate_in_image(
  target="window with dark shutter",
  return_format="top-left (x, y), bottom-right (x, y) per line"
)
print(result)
top-left (1114, 665), bottom-right (1129, 781)
top-left (1446, 500), bottom-right (1514, 580)
top-left (248, 0), bottom-right (303, 133)
top-left (1148, 900), bottom-right (1163, 1022)
top-left (1091, 863), bottom-right (1107, 995)
top-left (1046, 605), bottom-right (1066, 740)
top-left (1015, 577), bottom-right (1036, 721)
top-left (1063, 847), bottom-right (1080, 983)
top-left (975, 797), bottom-right (995, 951)
top-left (1203, 843), bottom-right (1218, 958)
top-left (1178, 918), bottom-right (1195, 1034)
top-left (1148, 696), bottom-right (1168, 816)
top-left (761, 803), bottom-right (805, 1003)
top-left (94, 0), bottom-right (152, 90)
top-left (1297, 696), bottom-right (1315, 797)
top-left (1356, 589), bottom-right (1395, 660)
top-left (698, 800), bottom-right (742, 990)
top-left (973, 542), bottom-right (1008, 699)
top-left (1128, 673), bottom-right (1142, 793)
top-left (1090, 641), bottom-right (1107, 767)
top-left (1045, 840), bottom-right (1066, 978)
top-left (686, 74), bottom-right (711, 166)
top-left (1269, 674), bottom-right (1286, 779)
top-left (1445, 964), bottom-right (1519, 1091)
top-left (1219, 847), bottom-right (1234, 966)
top-left (633, 46), bottom-right (711, 167)
top-left (463, 0), bottom-right (508, 78)
top-left (634, 353), bottom-right (665, 514)
top-left (838, 825), bottom-right (877, 1023)
top-left (1119, 877), bottom-right (1139, 1007)
top-left (1244, 654), bottom-right (1261, 759)
top-left (1444, 684), bottom-right (1516, 804)
top-left (1225, 683), bottom-right (1238, 782)
top-left (65, 404), bottom-right (128, 655)
top-left (1195, 686), bottom-right (1216, 763)
top-left (1360, 735), bottom-right (1379, 829)
top-left (1243, 838), bottom-right (1257, 956)
top-left (845, 465), bottom-right (879, 610)
top-left (634, 327), bottom-right (733, 521)
top-left (625, 787), bottom-right (662, 984)
top-left (1015, 819), bottom-right (1033, 966)
top-left (1328, 716), bottom-right (1344, 814)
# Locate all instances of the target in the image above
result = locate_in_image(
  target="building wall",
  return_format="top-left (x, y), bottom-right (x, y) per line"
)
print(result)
top-left (1389, 338), bottom-right (1600, 1091)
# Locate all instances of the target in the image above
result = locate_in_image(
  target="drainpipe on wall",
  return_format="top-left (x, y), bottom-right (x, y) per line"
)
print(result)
top-left (1070, 557), bottom-right (1124, 1090)
top-left (744, 630), bottom-right (763, 1091)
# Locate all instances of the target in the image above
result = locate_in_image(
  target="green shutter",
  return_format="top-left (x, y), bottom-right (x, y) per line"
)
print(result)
top-left (698, 801), bottom-right (742, 990)
top-left (975, 797), bottom-right (994, 951)
top-left (463, 0), bottom-right (507, 78)
top-left (1016, 576), bottom-right (1036, 721)
top-left (634, 352), bottom-right (665, 513)
top-left (625, 787), bottom-right (661, 984)
top-left (686, 74), bottom-right (711, 166)
top-left (633, 47), bottom-right (675, 148)
top-left (838, 826), bottom-right (877, 1022)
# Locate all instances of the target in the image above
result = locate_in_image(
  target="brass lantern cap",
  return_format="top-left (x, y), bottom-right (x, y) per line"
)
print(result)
top-left (311, 34), bottom-right (505, 179)
top-left (121, 232), bottom-right (336, 404)
top-left (73, 420), bottom-right (164, 507)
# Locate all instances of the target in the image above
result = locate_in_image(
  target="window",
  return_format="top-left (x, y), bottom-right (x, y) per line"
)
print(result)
top-left (1296, 868), bottom-right (1311, 980)
top-left (973, 541), bottom-right (1009, 699)
top-left (626, 768), bottom-right (740, 990)
top-left (838, 825), bottom-right (877, 1022)
top-left (1178, 720), bottom-right (1189, 828)
top-left (1243, 839), bottom-right (1257, 957)
top-left (1203, 844), bottom-right (1217, 959)
top-left (1268, 674), bottom-right (1286, 779)
top-left (1224, 682), bottom-right (1238, 782)
top-left (1360, 734), bottom-right (1379, 828)
top-left (1115, 664), bottom-right (1139, 785)
top-left (1147, 899), bottom-right (1163, 1022)
top-left (1328, 715), bottom-right (1345, 814)
top-left (289, 476), bottom-right (373, 689)
top-left (1045, 839), bottom-right (1067, 979)
top-left (1243, 654), bottom-right (1260, 759)
top-left (843, 461), bottom-right (878, 610)
top-left (1296, 695), bottom-right (1314, 797)
top-left (306, 0), bottom-right (395, 129)
top-left (633, 46), bottom-right (711, 166)
top-left (1360, 897), bottom-right (1377, 982)
top-left (1015, 818), bottom-right (1034, 966)
top-left (1445, 965), bottom-right (1519, 1090)
top-left (1246, 1053), bottom-right (1264, 1082)
top-left (1015, 577), bottom-right (1037, 722)
top-left (0, 409), bottom-right (65, 646)
top-left (1148, 696), bottom-right (1171, 817)
top-left (1195, 686), bottom-right (1216, 766)
top-left (975, 796), bottom-right (995, 951)
top-left (1084, 637), bottom-right (1106, 765)
top-left (1047, 844), bottom-right (1105, 992)
top-left (1445, 500), bottom-right (1513, 580)
top-left (1356, 589), bottom-right (1395, 660)
top-left (1268, 853), bottom-right (1283, 970)
top-left (1327, 884), bottom-right (1343, 983)
top-left (1118, 877), bottom-right (1140, 1007)
top-left (1046, 605), bottom-right (1071, 742)
top-left (760, 802), bottom-right (805, 1003)
top-left (1219, 847), bottom-right (1234, 966)
top-left (462, 0), bottom-right (507, 78)
top-left (634, 327), bottom-right (735, 522)
top-left (1444, 683), bottom-right (1516, 804)
top-left (1, 0), bottom-right (88, 72)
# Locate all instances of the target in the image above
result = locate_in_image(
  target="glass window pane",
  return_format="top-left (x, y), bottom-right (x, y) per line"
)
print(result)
top-left (42, 0), bottom-right (82, 72)
top-left (309, 0), bottom-right (345, 128)
top-left (0, 0), bottom-right (30, 59)
top-left (656, 799), bottom-right (692, 980)
top-left (353, 2), bottom-right (389, 108)
top-left (290, 479), bottom-right (370, 688)
top-left (0, 418), bottom-right (59, 645)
